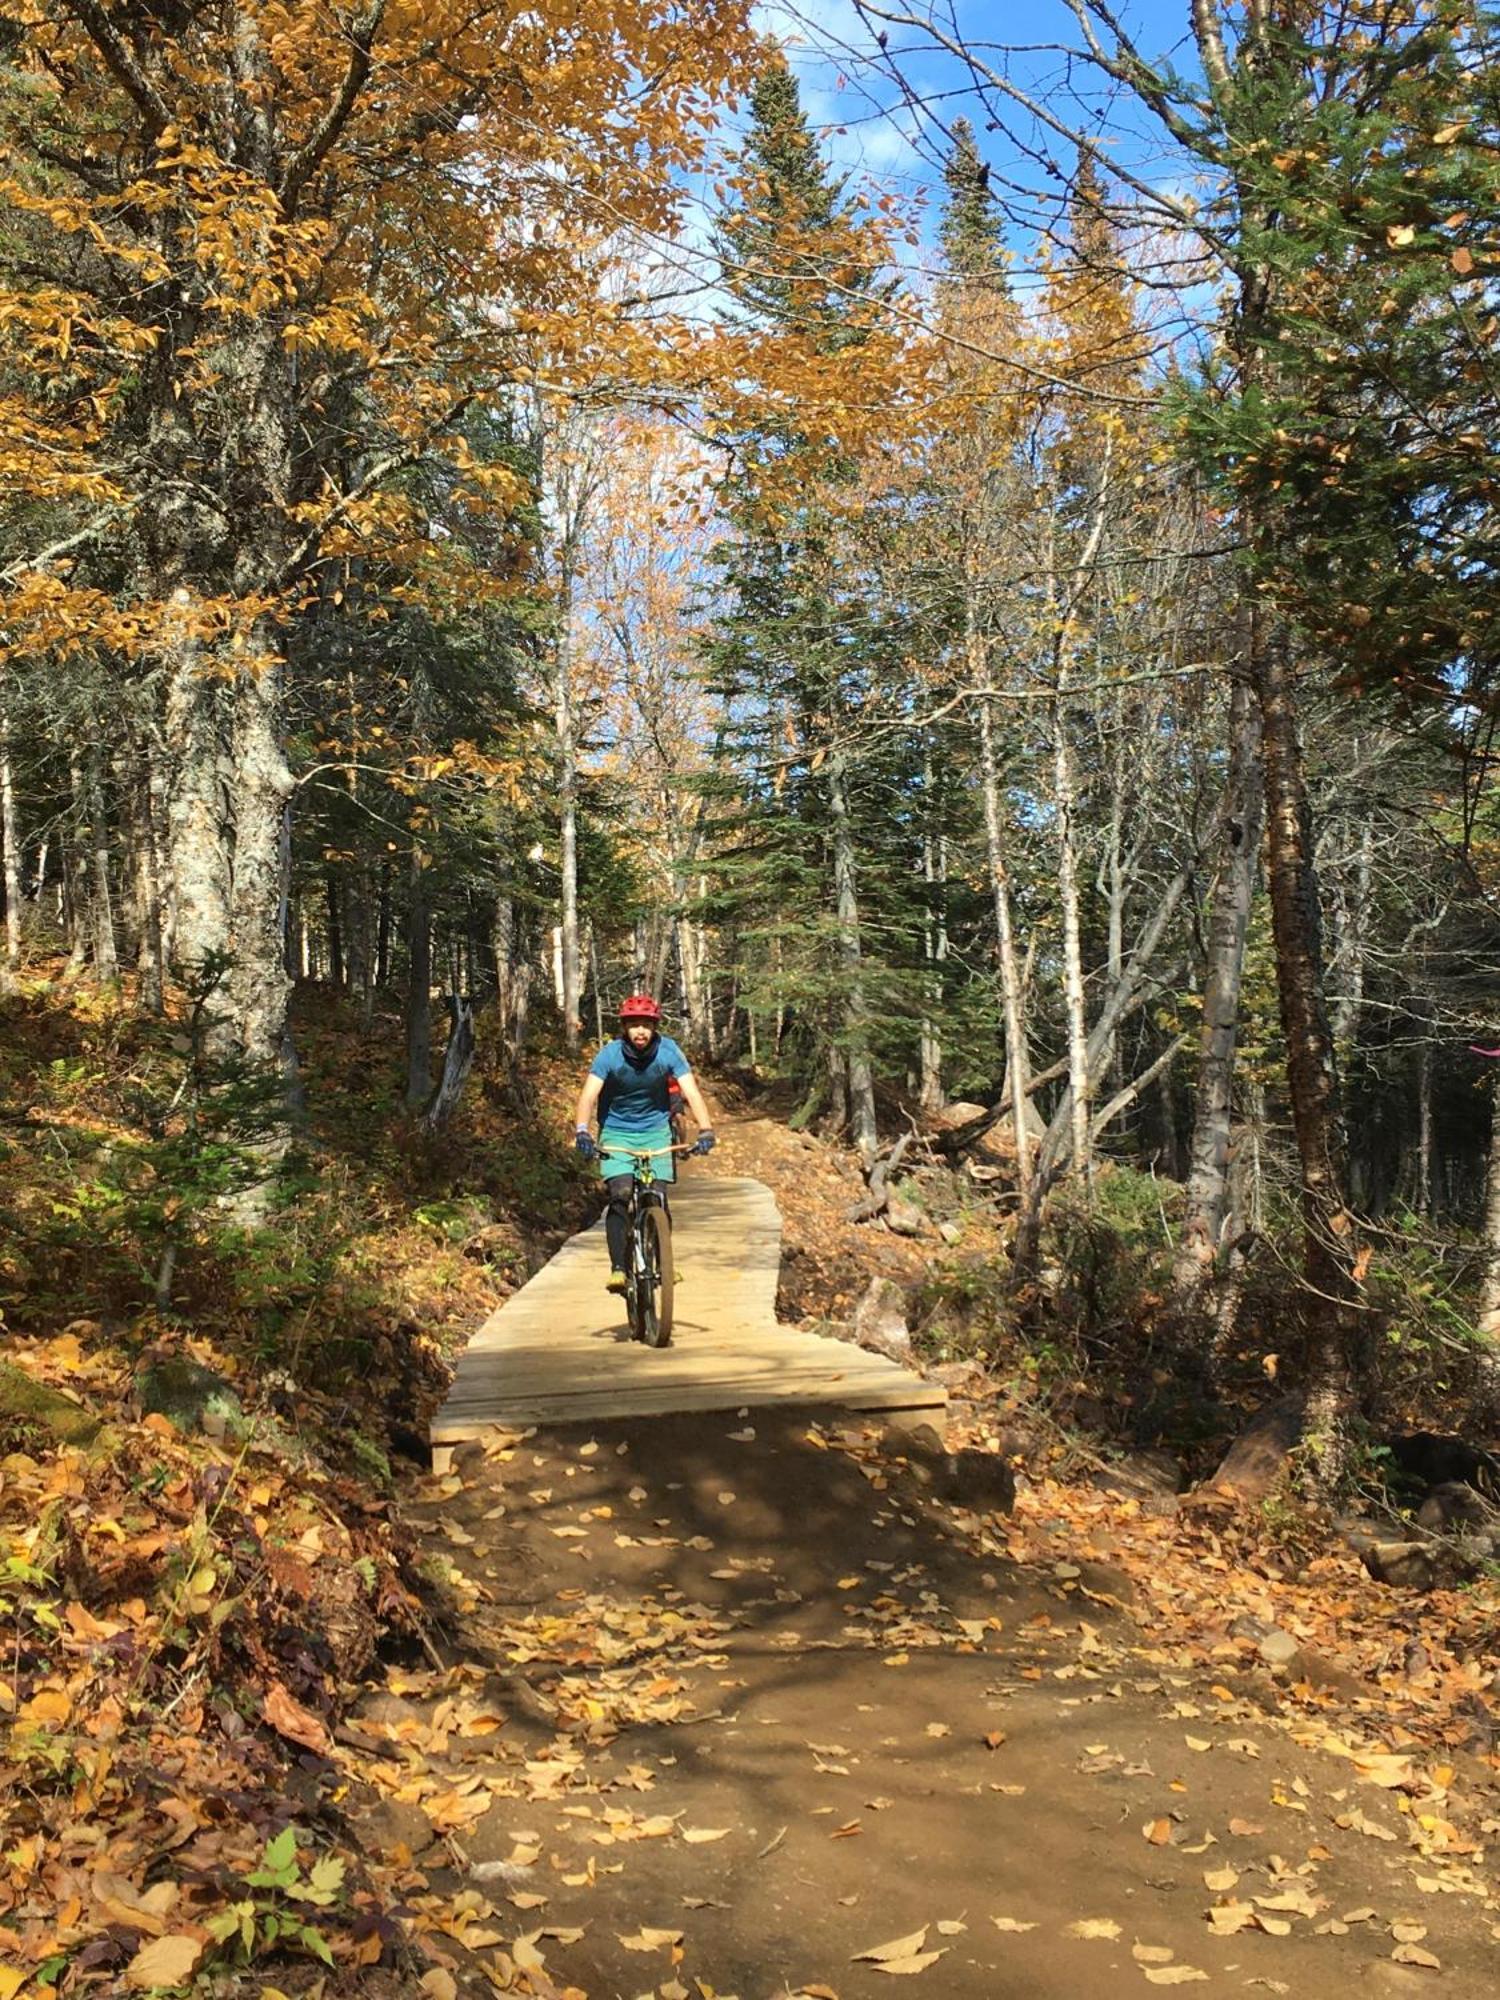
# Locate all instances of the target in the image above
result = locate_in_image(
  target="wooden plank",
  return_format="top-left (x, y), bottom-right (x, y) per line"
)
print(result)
top-left (432, 1380), bottom-right (945, 1438)
top-left (430, 1169), bottom-right (943, 1436)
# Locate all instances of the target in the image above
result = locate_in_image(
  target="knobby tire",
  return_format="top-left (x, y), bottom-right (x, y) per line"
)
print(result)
top-left (631, 1201), bottom-right (673, 1348)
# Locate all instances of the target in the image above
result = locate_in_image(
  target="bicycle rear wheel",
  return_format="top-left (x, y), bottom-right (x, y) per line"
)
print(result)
top-left (639, 1202), bottom-right (674, 1348)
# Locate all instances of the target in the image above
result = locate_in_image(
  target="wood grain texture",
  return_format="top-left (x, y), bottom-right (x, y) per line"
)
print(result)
top-left (431, 1172), bottom-right (944, 1441)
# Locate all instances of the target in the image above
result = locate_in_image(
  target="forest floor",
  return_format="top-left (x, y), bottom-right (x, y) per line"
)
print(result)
top-left (5, 986), bottom-right (1500, 1999)
top-left (387, 1406), bottom-right (1500, 1999)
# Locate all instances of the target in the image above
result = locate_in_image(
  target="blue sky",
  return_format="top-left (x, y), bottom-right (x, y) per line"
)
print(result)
top-left (741, 0), bottom-right (1210, 278)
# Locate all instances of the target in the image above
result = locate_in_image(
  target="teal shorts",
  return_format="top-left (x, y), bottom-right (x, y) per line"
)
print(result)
top-left (598, 1119), bottom-right (676, 1183)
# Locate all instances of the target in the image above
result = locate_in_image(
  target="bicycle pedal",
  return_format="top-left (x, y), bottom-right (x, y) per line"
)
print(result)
top-left (605, 1271), bottom-right (627, 1295)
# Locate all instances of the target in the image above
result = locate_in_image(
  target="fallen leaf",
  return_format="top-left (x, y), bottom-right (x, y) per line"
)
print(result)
top-left (1391, 1922), bottom-right (1428, 1944)
top-left (1143, 1819), bottom-right (1175, 1847)
top-left (619, 1927), bottom-right (684, 1952)
top-left (992, 1917), bottom-right (1039, 1933)
top-left (1392, 1944), bottom-right (1441, 1970)
top-left (1133, 1945), bottom-right (1175, 1963)
top-left (1144, 1970), bottom-right (1208, 1987)
top-left (853, 1928), bottom-right (928, 1964)
top-left (1203, 1867), bottom-right (1238, 1893)
top-left (872, 1951), bottom-right (946, 1976)
top-left (125, 1935), bottom-right (204, 1990)
top-left (936, 1920), bottom-right (966, 1936)
top-left (1227, 1818), bottom-right (1264, 1837)
top-left (1068, 1919), bottom-right (1122, 1941)
top-left (263, 1681), bottom-right (331, 1754)
top-left (420, 1974), bottom-right (458, 2000)
top-left (682, 1827), bottom-right (730, 1844)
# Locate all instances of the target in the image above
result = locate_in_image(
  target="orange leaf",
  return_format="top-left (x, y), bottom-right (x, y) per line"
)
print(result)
top-left (262, 1682), bottom-right (331, 1754)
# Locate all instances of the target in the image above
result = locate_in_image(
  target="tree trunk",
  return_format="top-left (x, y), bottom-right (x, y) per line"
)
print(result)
top-left (1175, 671), bottom-right (1264, 1303)
top-left (0, 696), bottom-right (22, 988)
top-left (919, 740), bottom-right (948, 1112)
top-left (164, 603), bottom-right (231, 989)
top-left (405, 846), bottom-right (432, 1110)
top-left (976, 693), bottom-right (1032, 1198)
top-left (827, 745), bottom-right (878, 1166)
top-left (1053, 694), bottom-right (1092, 1191)
top-left (1254, 616), bottom-right (1360, 1474)
top-left (326, 868), bottom-right (345, 987)
top-left (1480, 1104), bottom-right (1500, 1416)
top-left (225, 655), bottom-right (295, 1070)
top-left (83, 750), bottom-right (118, 983)
top-left (555, 571), bottom-right (582, 1051)
top-left (130, 747), bottom-right (166, 1014)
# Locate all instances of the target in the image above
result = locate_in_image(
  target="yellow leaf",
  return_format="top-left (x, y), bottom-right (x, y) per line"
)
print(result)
top-left (1386, 225), bottom-right (1416, 249)
top-left (853, 1928), bottom-right (929, 1963)
top-left (21, 1687), bottom-right (71, 1726)
top-left (0, 1970), bottom-right (28, 2000)
top-left (125, 1934), bottom-right (204, 1990)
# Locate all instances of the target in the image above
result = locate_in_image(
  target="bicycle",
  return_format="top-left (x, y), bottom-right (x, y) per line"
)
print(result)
top-left (618, 1143), bottom-right (692, 1348)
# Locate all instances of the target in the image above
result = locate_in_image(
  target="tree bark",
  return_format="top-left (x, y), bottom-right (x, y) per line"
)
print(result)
top-left (1174, 669), bottom-right (1264, 1302)
top-left (828, 744), bottom-right (878, 1167)
top-left (975, 692), bottom-right (1032, 1198)
top-left (919, 739), bottom-right (948, 1112)
top-left (163, 601), bottom-right (231, 991)
top-left (405, 845), bottom-right (432, 1110)
top-left (555, 567), bottom-right (582, 1050)
top-left (0, 695), bottom-right (22, 988)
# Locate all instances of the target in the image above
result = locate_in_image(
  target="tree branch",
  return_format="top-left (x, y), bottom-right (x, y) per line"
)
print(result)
top-left (65, 1), bottom-right (171, 134)
top-left (279, 1), bottom-right (388, 217)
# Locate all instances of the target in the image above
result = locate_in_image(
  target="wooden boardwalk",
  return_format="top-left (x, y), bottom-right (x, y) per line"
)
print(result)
top-left (431, 1172), bottom-right (945, 1449)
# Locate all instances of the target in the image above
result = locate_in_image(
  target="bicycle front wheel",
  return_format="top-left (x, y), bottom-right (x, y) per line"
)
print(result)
top-left (638, 1202), bottom-right (674, 1348)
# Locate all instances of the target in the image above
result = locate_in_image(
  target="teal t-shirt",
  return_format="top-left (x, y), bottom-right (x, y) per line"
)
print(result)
top-left (590, 1035), bottom-right (689, 1139)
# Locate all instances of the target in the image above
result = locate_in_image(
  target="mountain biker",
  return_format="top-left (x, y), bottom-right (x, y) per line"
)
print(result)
top-left (573, 995), bottom-right (716, 1294)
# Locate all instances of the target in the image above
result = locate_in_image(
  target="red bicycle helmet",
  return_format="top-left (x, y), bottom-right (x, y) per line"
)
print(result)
top-left (618, 993), bottom-right (663, 1023)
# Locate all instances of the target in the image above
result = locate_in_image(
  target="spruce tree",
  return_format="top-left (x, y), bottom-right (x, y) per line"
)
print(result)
top-left (704, 53), bottom-right (915, 1153)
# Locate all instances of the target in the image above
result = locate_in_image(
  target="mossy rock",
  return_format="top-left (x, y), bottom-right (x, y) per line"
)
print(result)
top-left (0, 1361), bottom-right (102, 1448)
top-left (135, 1353), bottom-right (247, 1440)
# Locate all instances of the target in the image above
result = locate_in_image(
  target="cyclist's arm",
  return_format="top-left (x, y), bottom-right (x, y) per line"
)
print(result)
top-left (677, 1070), bottom-right (713, 1132)
top-left (574, 1073), bottom-right (604, 1131)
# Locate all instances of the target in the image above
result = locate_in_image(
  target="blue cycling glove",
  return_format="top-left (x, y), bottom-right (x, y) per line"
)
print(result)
top-left (694, 1130), bottom-right (717, 1156)
top-left (574, 1129), bottom-right (597, 1161)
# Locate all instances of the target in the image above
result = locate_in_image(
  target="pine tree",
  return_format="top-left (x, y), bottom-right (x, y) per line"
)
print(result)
top-left (705, 52), bottom-right (909, 1158)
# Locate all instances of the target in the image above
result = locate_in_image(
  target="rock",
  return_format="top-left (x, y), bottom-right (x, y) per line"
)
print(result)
top-left (1256, 1627), bottom-right (1301, 1667)
top-left (1207, 1397), bottom-right (1304, 1501)
top-left (1416, 1480), bottom-right (1499, 1536)
top-left (349, 1796), bottom-right (436, 1859)
top-left (1363, 1540), bottom-right (1436, 1590)
top-left (933, 1448), bottom-right (1016, 1514)
top-left (883, 1191), bottom-right (927, 1238)
top-left (878, 1418), bottom-right (946, 1460)
top-left (1288, 1647), bottom-right (1368, 1702)
top-left (135, 1351), bottom-right (245, 1441)
top-left (938, 1220), bottom-right (963, 1246)
top-left (852, 1278), bottom-right (913, 1363)
top-left (1094, 1450), bottom-right (1183, 1501)
top-left (0, 1360), bottom-right (103, 1448)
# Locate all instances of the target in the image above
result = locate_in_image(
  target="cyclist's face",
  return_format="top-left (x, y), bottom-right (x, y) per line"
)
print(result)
top-left (622, 1020), bottom-right (656, 1048)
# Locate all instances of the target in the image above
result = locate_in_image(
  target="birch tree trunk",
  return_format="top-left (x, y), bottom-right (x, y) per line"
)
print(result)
top-left (974, 687), bottom-right (1032, 1198)
top-left (1, 695), bottom-right (22, 988)
top-left (1174, 671), bottom-right (1264, 1303)
top-left (554, 566), bottom-right (583, 1049)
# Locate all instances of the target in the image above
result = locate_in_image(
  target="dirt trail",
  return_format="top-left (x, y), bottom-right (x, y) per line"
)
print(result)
top-left (384, 1411), bottom-right (1500, 2000)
